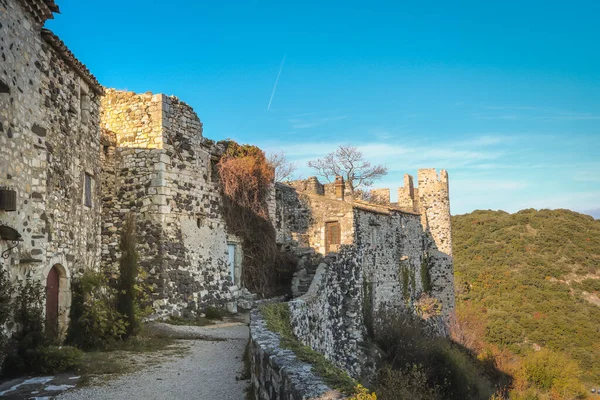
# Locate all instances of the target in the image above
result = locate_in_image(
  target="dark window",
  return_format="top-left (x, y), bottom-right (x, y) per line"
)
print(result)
top-left (325, 221), bottom-right (341, 253)
top-left (0, 79), bottom-right (9, 94)
top-left (84, 173), bottom-right (93, 207)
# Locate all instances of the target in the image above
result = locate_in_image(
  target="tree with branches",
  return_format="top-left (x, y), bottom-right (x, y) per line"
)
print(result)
top-left (267, 151), bottom-right (297, 182)
top-left (307, 145), bottom-right (388, 192)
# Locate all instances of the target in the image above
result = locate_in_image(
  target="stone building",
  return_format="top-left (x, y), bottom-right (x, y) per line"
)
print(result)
top-left (100, 89), bottom-right (243, 316)
top-left (0, 0), bottom-right (103, 335)
top-left (276, 172), bottom-right (454, 318)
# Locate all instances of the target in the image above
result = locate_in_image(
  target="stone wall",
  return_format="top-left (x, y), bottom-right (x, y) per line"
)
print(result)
top-left (275, 184), bottom-right (354, 254)
top-left (288, 247), bottom-right (366, 378)
top-left (276, 175), bottom-right (455, 380)
top-left (249, 307), bottom-right (344, 400)
top-left (0, 0), bottom-right (103, 333)
top-left (100, 89), bottom-right (238, 317)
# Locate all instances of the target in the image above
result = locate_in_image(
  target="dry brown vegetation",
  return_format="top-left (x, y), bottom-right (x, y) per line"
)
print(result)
top-left (217, 141), bottom-right (296, 297)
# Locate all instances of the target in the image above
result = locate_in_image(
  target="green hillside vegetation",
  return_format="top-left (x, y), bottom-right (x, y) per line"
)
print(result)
top-left (452, 209), bottom-right (600, 398)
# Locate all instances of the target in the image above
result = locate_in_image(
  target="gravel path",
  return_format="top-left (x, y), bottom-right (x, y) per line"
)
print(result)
top-left (58, 323), bottom-right (249, 400)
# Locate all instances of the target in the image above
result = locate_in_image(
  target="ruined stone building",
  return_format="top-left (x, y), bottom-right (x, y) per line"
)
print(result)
top-left (0, 0), bottom-right (454, 343)
top-left (100, 89), bottom-right (243, 317)
top-left (276, 171), bottom-right (454, 317)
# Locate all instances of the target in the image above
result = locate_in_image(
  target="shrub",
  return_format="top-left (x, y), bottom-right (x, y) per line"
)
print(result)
top-left (204, 305), bottom-right (227, 320)
top-left (372, 310), bottom-right (496, 400)
top-left (521, 348), bottom-right (586, 398)
top-left (117, 213), bottom-right (140, 337)
top-left (67, 270), bottom-right (127, 350)
top-left (420, 256), bottom-right (432, 293)
top-left (375, 365), bottom-right (443, 400)
top-left (0, 267), bottom-right (13, 353)
top-left (1, 275), bottom-right (83, 377)
top-left (11, 274), bottom-right (46, 351)
top-left (2, 345), bottom-right (83, 376)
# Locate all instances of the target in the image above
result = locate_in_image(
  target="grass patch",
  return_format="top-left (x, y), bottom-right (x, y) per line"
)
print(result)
top-left (75, 327), bottom-right (183, 384)
top-left (164, 315), bottom-right (214, 327)
top-left (259, 303), bottom-right (357, 395)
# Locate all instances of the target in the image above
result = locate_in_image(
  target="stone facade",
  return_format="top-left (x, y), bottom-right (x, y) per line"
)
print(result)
top-left (100, 89), bottom-right (241, 316)
top-left (0, 0), bottom-right (103, 334)
top-left (275, 173), bottom-right (454, 378)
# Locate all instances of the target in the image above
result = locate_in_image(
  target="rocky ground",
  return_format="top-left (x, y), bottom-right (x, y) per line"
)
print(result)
top-left (0, 321), bottom-right (250, 400)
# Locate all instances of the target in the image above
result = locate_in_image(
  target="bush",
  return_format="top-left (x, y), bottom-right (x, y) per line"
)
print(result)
top-left (375, 365), bottom-right (443, 400)
top-left (2, 345), bottom-right (83, 377)
top-left (204, 305), bottom-right (227, 320)
top-left (372, 310), bottom-right (496, 400)
top-left (0, 267), bottom-right (13, 353)
top-left (1, 275), bottom-right (83, 377)
top-left (521, 348), bottom-right (586, 398)
top-left (67, 270), bottom-right (127, 350)
top-left (117, 213), bottom-right (140, 338)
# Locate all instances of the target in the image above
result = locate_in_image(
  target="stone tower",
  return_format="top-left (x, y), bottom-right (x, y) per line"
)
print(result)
top-left (417, 169), bottom-right (452, 256)
top-left (398, 169), bottom-right (451, 256)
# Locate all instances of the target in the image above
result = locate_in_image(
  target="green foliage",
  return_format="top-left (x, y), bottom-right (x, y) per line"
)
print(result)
top-left (67, 270), bottom-right (127, 350)
top-left (373, 311), bottom-right (496, 400)
top-left (452, 209), bottom-right (600, 383)
top-left (11, 274), bottom-right (46, 351)
top-left (2, 345), bottom-right (83, 376)
top-left (0, 267), bottom-right (13, 352)
top-left (363, 280), bottom-right (374, 337)
top-left (375, 365), bottom-right (444, 400)
top-left (420, 256), bottom-right (432, 293)
top-left (1, 275), bottom-right (84, 377)
top-left (400, 265), bottom-right (410, 302)
top-left (259, 303), bottom-right (358, 395)
top-left (118, 213), bottom-right (140, 337)
top-left (204, 305), bottom-right (227, 320)
top-left (521, 349), bottom-right (586, 398)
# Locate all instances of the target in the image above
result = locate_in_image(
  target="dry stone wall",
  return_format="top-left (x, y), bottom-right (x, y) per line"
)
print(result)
top-left (288, 247), bottom-right (366, 378)
top-left (249, 307), bottom-right (344, 400)
top-left (0, 0), bottom-right (102, 332)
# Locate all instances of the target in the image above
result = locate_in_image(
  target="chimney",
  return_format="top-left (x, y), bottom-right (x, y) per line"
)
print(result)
top-left (334, 176), bottom-right (345, 200)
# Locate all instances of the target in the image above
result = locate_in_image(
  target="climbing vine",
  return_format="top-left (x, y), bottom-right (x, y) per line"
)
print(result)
top-left (217, 140), bottom-right (296, 297)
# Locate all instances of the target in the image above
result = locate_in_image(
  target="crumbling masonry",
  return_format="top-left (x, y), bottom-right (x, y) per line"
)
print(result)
top-left (0, 0), bottom-right (454, 358)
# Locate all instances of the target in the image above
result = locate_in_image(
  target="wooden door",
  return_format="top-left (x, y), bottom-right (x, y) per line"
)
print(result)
top-left (325, 221), bottom-right (341, 253)
top-left (46, 266), bottom-right (59, 337)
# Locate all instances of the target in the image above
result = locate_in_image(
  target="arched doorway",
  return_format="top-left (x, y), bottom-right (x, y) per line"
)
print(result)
top-left (46, 265), bottom-right (60, 338)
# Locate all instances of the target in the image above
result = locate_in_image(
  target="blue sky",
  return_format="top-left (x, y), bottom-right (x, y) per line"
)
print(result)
top-left (46, 1), bottom-right (600, 216)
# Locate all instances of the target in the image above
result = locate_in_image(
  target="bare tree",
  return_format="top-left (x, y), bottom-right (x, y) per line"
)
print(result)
top-left (267, 151), bottom-right (297, 182)
top-left (307, 145), bottom-right (388, 192)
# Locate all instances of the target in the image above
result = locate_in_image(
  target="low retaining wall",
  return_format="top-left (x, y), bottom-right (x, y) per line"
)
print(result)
top-left (249, 308), bottom-right (344, 400)
top-left (288, 247), bottom-right (366, 379)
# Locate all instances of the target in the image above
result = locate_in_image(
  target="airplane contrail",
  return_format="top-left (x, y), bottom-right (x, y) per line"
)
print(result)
top-left (267, 54), bottom-right (286, 111)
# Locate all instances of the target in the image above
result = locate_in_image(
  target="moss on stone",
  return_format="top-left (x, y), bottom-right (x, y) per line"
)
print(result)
top-left (259, 303), bottom-right (358, 395)
top-left (420, 256), bottom-right (432, 294)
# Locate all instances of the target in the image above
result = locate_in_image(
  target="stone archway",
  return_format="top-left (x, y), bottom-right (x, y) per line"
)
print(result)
top-left (44, 263), bottom-right (70, 338)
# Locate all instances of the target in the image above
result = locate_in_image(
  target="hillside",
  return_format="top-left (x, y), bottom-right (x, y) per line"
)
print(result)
top-left (452, 209), bottom-right (600, 396)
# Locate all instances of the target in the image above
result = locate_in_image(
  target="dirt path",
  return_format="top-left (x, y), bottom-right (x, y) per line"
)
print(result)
top-left (56, 323), bottom-right (250, 400)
